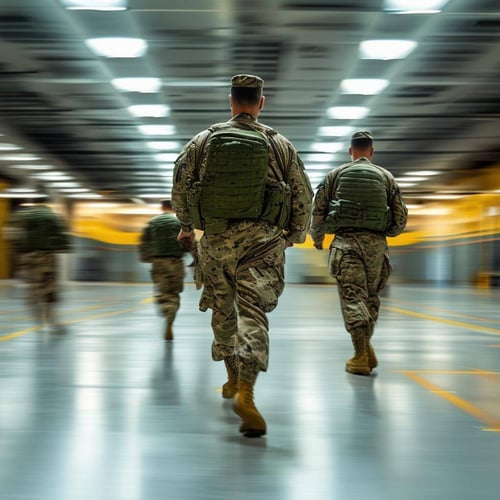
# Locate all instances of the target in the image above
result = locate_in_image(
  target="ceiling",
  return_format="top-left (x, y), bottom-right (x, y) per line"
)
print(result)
top-left (1, 0), bottom-right (500, 205)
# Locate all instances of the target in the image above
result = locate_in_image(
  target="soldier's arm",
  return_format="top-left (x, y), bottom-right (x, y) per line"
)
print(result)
top-left (386, 176), bottom-right (408, 237)
top-left (310, 173), bottom-right (335, 248)
top-left (285, 151), bottom-right (313, 244)
top-left (172, 149), bottom-right (193, 233)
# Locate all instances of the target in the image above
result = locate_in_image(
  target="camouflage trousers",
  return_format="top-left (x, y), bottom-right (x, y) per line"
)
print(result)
top-left (198, 221), bottom-right (286, 372)
top-left (19, 251), bottom-right (58, 306)
top-left (329, 231), bottom-right (392, 339)
top-left (151, 257), bottom-right (185, 320)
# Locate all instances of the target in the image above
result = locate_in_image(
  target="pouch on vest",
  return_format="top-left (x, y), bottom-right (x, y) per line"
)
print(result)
top-left (187, 181), bottom-right (204, 230)
top-left (260, 181), bottom-right (291, 229)
top-left (325, 199), bottom-right (391, 233)
top-left (199, 127), bottom-right (270, 220)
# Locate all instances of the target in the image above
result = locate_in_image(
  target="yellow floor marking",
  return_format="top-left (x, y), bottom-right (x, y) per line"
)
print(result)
top-left (385, 296), bottom-right (498, 323)
top-left (400, 370), bottom-right (500, 432)
top-left (0, 304), bottom-right (144, 340)
top-left (472, 369), bottom-right (500, 384)
top-left (141, 297), bottom-right (155, 304)
top-left (384, 305), bottom-right (500, 335)
top-left (0, 325), bottom-right (40, 342)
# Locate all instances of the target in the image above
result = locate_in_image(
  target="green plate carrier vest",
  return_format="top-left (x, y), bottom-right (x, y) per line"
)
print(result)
top-left (325, 162), bottom-right (391, 233)
top-left (200, 127), bottom-right (270, 220)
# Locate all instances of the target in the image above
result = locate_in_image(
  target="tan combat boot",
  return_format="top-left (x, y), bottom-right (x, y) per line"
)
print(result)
top-left (345, 330), bottom-right (371, 376)
top-left (164, 313), bottom-right (174, 341)
top-left (368, 342), bottom-right (378, 371)
top-left (222, 355), bottom-right (239, 399)
top-left (233, 363), bottom-right (266, 437)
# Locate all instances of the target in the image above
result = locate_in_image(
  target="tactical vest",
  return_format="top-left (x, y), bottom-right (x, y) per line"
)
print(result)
top-left (200, 127), bottom-right (269, 218)
top-left (325, 161), bottom-right (391, 233)
top-left (18, 206), bottom-right (71, 252)
top-left (187, 125), bottom-right (291, 234)
top-left (148, 214), bottom-right (184, 258)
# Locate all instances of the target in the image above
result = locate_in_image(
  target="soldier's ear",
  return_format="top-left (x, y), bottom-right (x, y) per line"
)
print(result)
top-left (259, 96), bottom-right (265, 110)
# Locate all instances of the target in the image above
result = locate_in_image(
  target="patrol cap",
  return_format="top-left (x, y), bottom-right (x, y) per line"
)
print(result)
top-left (351, 130), bottom-right (373, 147)
top-left (231, 74), bottom-right (264, 89)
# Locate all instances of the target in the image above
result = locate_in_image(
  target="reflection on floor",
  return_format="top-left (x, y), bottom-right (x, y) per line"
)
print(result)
top-left (0, 280), bottom-right (499, 500)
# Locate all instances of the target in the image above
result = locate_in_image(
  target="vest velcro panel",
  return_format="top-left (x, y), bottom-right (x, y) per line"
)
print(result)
top-left (200, 128), bottom-right (270, 220)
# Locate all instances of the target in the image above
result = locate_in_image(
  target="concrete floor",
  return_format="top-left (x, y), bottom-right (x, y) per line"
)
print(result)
top-left (0, 280), bottom-right (499, 500)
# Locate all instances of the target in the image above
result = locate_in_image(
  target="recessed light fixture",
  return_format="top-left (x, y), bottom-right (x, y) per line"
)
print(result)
top-left (128, 105), bottom-right (170, 117)
top-left (86, 38), bottom-right (147, 58)
top-left (312, 142), bottom-right (344, 153)
top-left (112, 78), bottom-right (162, 93)
top-left (146, 141), bottom-right (179, 151)
top-left (61, 0), bottom-right (127, 11)
top-left (407, 170), bottom-right (441, 176)
top-left (0, 154), bottom-right (41, 161)
top-left (384, 0), bottom-right (449, 14)
top-left (327, 106), bottom-right (369, 119)
top-left (155, 154), bottom-right (179, 162)
top-left (138, 125), bottom-right (176, 136)
top-left (9, 164), bottom-right (53, 170)
top-left (0, 143), bottom-right (22, 151)
top-left (340, 79), bottom-right (389, 95)
top-left (318, 126), bottom-right (354, 137)
top-left (360, 40), bottom-right (417, 60)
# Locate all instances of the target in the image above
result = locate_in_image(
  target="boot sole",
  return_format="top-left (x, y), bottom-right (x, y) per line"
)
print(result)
top-left (233, 399), bottom-right (266, 437)
top-left (345, 364), bottom-right (371, 376)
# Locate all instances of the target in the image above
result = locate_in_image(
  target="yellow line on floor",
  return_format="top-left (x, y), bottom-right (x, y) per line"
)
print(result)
top-left (400, 370), bottom-right (500, 432)
top-left (384, 306), bottom-right (500, 335)
top-left (0, 325), bottom-right (40, 341)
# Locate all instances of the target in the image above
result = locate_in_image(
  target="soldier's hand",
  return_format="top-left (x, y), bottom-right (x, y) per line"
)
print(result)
top-left (177, 229), bottom-right (195, 249)
top-left (313, 241), bottom-right (323, 250)
top-left (284, 239), bottom-right (294, 249)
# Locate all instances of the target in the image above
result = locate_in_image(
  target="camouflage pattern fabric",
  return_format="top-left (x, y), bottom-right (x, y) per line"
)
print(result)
top-left (173, 113), bottom-right (312, 373)
top-left (150, 257), bottom-right (185, 320)
top-left (197, 221), bottom-right (286, 371)
top-left (20, 251), bottom-right (58, 306)
top-left (329, 230), bottom-right (392, 338)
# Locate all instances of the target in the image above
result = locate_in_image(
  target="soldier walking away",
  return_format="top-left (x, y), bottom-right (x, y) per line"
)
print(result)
top-left (6, 196), bottom-right (71, 332)
top-left (172, 74), bottom-right (313, 437)
top-left (138, 200), bottom-right (189, 341)
top-left (310, 131), bottom-right (408, 375)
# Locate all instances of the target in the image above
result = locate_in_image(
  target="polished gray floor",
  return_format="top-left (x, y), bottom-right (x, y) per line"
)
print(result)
top-left (0, 279), bottom-right (499, 500)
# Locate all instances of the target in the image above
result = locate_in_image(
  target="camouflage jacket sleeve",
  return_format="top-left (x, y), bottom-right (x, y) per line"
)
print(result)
top-left (310, 170), bottom-right (337, 245)
top-left (138, 222), bottom-right (152, 262)
top-left (270, 134), bottom-right (313, 243)
top-left (385, 172), bottom-right (408, 237)
top-left (172, 130), bottom-right (211, 232)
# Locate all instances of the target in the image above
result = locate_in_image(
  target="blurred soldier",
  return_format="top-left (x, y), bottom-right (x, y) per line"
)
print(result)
top-left (138, 199), bottom-right (187, 341)
top-left (172, 74), bottom-right (313, 437)
top-left (310, 131), bottom-right (408, 375)
top-left (6, 197), bottom-right (71, 330)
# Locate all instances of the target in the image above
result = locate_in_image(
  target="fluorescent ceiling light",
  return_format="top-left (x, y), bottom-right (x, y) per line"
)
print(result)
top-left (384, 0), bottom-right (449, 14)
top-left (0, 143), bottom-right (22, 151)
top-left (86, 38), bottom-right (147, 58)
top-left (61, 0), bottom-right (127, 10)
top-left (34, 172), bottom-right (73, 181)
top-left (112, 78), bottom-right (161, 93)
top-left (155, 154), bottom-right (179, 162)
top-left (303, 154), bottom-right (335, 163)
top-left (128, 105), bottom-right (169, 117)
top-left (397, 182), bottom-right (416, 188)
top-left (9, 164), bottom-right (53, 170)
top-left (340, 79), bottom-right (389, 95)
top-left (47, 182), bottom-right (82, 188)
top-left (318, 126), bottom-right (354, 137)
top-left (5, 187), bottom-right (37, 193)
top-left (0, 154), bottom-right (41, 161)
top-left (55, 188), bottom-right (91, 193)
top-left (67, 193), bottom-right (103, 199)
top-left (405, 170), bottom-right (440, 176)
top-left (312, 142), bottom-right (344, 153)
top-left (139, 125), bottom-right (176, 136)
top-left (146, 141), bottom-right (179, 151)
top-left (140, 193), bottom-right (172, 199)
top-left (327, 106), bottom-right (369, 119)
top-left (360, 40), bottom-right (417, 60)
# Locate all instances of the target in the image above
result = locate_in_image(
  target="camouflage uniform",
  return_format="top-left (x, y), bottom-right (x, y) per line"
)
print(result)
top-left (138, 212), bottom-right (186, 324)
top-left (7, 203), bottom-right (71, 325)
top-left (173, 112), bottom-right (312, 373)
top-left (310, 136), bottom-right (407, 374)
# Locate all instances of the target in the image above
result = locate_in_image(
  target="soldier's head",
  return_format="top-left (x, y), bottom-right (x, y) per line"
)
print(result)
top-left (161, 199), bottom-right (173, 212)
top-left (229, 74), bottom-right (265, 117)
top-left (349, 131), bottom-right (374, 160)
